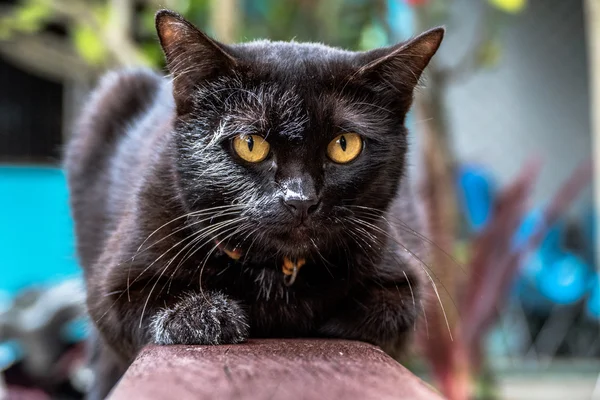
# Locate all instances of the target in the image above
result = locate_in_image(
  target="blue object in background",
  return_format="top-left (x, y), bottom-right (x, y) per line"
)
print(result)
top-left (387, 0), bottom-right (414, 41)
top-left (511, 208), bottom-right (563, 256)
top-left (587, 274), bottom-right (600, 319)
top-left (62, 316), bottom-right (89, 343)
top-left (513, 251), bottom-right (555, 312)
top-left (456, 164), bottom-right (495, 232)
top-left (0, 166), bottom-right (82, 296)
top-left (516, 252), bottom-right (590, 311)
top-left (537, 253), bottom-right (589, 305)
top-left (513, 207), bottom-right (593, 310)
top-left (580, 205), bottom-right (599, 320)
top-left (0, 340), bottom-right (22, 371)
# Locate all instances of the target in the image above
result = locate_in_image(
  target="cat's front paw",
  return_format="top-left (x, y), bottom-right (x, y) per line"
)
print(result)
top-left (150, 291), bottom-right (248, 345)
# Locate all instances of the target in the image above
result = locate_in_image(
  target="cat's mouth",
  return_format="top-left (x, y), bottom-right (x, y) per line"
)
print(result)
top-left (290, 222), bottom-right (312, 236)
top-left (274, 227), bottom-right (318, 253)
top-left (212, 214), bottom-right (334, 267)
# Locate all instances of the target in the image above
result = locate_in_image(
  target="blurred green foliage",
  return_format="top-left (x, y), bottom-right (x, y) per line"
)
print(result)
top-left (0, 0), bottom-right (52, 38)
top-left (0, 0), bottom-right (392, 74)
top-left (0, 0), bottom-right (524, 79)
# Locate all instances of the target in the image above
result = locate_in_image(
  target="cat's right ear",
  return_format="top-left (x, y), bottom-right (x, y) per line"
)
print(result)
top-left (155, 10), bottom-right (237, 115)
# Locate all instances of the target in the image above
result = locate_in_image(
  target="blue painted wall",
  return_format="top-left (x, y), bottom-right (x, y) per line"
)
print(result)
top-left (0, 166), bottom-right (82, 296)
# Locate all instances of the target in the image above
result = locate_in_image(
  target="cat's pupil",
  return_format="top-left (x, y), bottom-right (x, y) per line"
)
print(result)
top-left (247, 136), bottom-right (254, 152)
top-left (339, 135), bottom-right (347, 151)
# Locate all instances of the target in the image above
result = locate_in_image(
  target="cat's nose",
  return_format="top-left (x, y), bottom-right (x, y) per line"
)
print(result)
top-left (282, 197), bottom-right (320, 219)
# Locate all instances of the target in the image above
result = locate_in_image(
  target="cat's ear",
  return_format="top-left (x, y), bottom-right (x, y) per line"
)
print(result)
top-left (155, 10), bottom-right (237, 114)
top-left (356, 27), bottom-right (444, 104)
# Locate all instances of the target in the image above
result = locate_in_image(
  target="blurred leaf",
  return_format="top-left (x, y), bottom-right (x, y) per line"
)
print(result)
top-left (427, 0), bottom-right (450, 26)
top-left (174, 0), bottom-right (191, 14)
top-left (140, 9), bottom-right (157, 35)
top-left (488, 0), bottom-right (526, 14)
top-left (94, 3), bottom-right (111, 27)
top-left (73, 24), bottom-right (106, 65)
top-left (0, 1), bottom-right (52, 39)
top-left (0, 17), bottom-right (14, 39)
top-left (14, 1), bottom-right (52, 31)
top-left (454, 241), bottom-right (470, 265)
top-left (477, 39), bottom-right (502, 68)
top-left (358, 22), bottom-right (388, 50)
top-left (140, 42), bottom-right (163, 68)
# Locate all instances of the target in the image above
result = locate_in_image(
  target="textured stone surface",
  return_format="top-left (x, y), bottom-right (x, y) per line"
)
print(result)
top-left (109, 339), bottom-right (444, 400)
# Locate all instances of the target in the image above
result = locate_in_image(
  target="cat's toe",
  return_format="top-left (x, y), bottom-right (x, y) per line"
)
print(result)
top-left (150, 292), bottom-right (248, 345)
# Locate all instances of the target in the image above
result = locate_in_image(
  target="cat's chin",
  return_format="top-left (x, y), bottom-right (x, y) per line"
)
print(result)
top-left (265, 226), bottom-right (324, 256)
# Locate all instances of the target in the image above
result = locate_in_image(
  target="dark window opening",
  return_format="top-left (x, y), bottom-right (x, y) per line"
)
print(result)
top-left (0, 59), bottom-right (63, 163)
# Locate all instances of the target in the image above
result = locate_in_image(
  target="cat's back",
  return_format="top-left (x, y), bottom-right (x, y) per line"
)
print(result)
top-left (65, 68), bottom-right (173, 269)
top-left (66, 68), bottom-right (164, 172)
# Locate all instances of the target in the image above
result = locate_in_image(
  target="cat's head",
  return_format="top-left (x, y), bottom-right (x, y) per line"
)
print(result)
top-left (155, 10), bottom-right (443, 260)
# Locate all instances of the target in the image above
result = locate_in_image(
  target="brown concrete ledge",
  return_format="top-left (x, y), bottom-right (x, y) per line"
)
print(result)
top-left (109, 339), bottom-right (444, 400)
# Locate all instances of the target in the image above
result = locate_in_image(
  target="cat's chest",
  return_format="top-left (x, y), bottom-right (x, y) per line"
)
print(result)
top-left (245, 288), bottom-right (339, 337)
top-left (208, 262), bottom-right (349, 336)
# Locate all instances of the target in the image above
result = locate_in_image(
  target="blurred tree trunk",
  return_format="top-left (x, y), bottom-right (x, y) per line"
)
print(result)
top-left (415, 59), bottom-right (469, 400)
top-left (413, 6), bottom-right (462, 337)
top-left (105, 0), bottom-right (145, 67)
top-left (415, 68), bottom-right (461, 327)
top-left (209, 0), bottom-right (240, 43)
top-left (412, 7), bottom-right (466, 400)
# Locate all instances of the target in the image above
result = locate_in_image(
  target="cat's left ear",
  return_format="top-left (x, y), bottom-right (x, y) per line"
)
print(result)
top-left (356, 27), bottom-right (444, 99)
top-left (155, 10), bottom-right (237, 115)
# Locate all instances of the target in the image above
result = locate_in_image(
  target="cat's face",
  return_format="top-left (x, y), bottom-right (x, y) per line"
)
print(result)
top-left (156, 10), bottom-right (443, 259)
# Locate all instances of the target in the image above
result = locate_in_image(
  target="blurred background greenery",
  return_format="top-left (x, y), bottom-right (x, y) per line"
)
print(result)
top-left (0, 0), bottom-right (393, 80)
top-left (0, 0), bottom-right (524, 81)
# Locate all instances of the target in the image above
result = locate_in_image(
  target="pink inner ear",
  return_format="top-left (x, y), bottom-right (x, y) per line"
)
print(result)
top-left (160, 20), bottom-right (186, 43)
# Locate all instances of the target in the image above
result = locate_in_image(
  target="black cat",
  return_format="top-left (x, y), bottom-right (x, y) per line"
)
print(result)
top-left (65, 9), bottom-right (443, 399)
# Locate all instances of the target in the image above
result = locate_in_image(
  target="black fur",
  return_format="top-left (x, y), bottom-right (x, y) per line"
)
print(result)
top-left (65, 10), bottom-right (443, 399)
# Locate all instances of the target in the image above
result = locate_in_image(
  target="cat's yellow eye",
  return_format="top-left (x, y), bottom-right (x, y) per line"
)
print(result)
top-left (327, 133), bottom-right (363, 164)
top-left (233, 134), bottom-right (270, 163)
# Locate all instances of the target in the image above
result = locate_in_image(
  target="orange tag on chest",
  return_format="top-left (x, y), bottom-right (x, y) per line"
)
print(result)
top-left (223, 247), bottom-right (242, 260)
top-left (282, 257), bottom-right (305, 275)
top-left (283, 257), bottom-right (306, 275)
top-left (282, 257), bottom-right (305, 286)
top-left (216, 240), bottom-right (242, 260)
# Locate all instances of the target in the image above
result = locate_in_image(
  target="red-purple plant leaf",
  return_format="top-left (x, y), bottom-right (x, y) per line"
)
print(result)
top-left (419, 158), bottom-right (592, 398)
top-left (460, 160), bottom-right (540, 344)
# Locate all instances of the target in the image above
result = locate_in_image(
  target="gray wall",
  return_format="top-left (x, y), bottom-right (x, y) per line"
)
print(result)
top-left (410, 0), bottom-right (592, 215)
